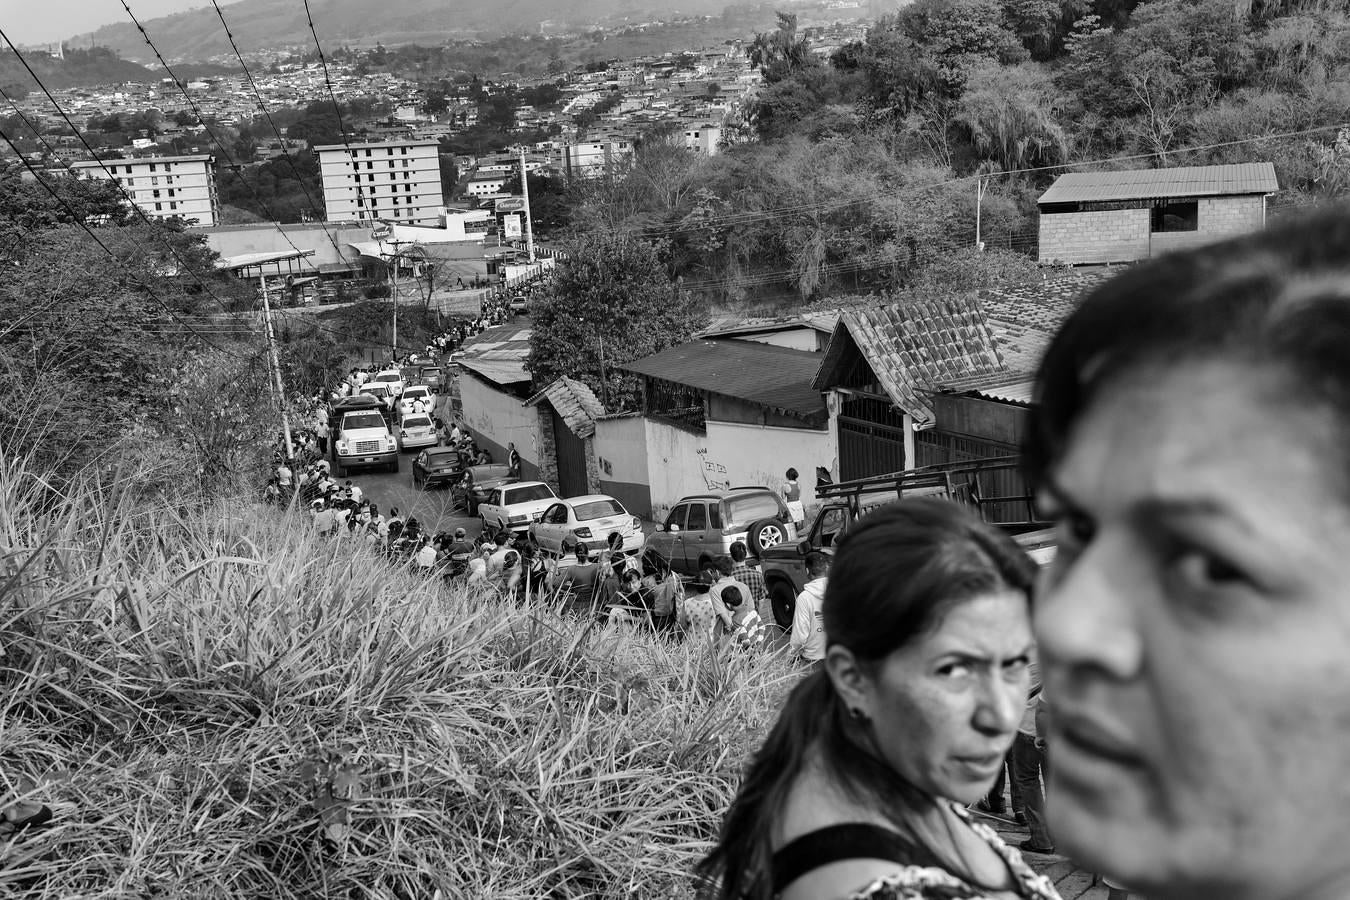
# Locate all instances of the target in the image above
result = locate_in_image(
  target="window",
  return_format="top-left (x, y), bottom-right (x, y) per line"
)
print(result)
top-left (686, 503), bottom-right (707, 532)
top-left (152, 190), bottom-right (161, 198)
top-left (402, 159), bottom-right (409, 167)
top-left (154, 202), bottom-right (162, 210)
top-left (151, 177), bottom-right (158, 186)
top-left (1151, 200), bottom-right (1198, 233)
top-left (168, 189), bottom-right (175, 197)
top-left (165, 176), bottom-right (173, 184)
top-left (149, 163), bottom-right (157, 172)
top-left (726, 494), bottom-right (786, 530)
top-left (405, 183), bottom-right (411, 192)
top-left (665, 504), bottom-right (688, 531)
top-left (401, 146), bottom-right (408, 154)
top-left (169, 202), bottom-right (177, 210)
top-left (365, 149), bottom-right (372, 157)
top-left (126, 177), bottom-right (135, 186)
top-left (163, 163), bottom-right (171, 173)
top-left (708, 504), bottom-right (722, 529)
top-left (387, 148), bottom-right (393, 155)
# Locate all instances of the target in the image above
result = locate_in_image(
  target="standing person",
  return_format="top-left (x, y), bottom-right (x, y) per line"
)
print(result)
top-left (1009, 669), bottom-right (1052, 855)
top-left (729, 541), bottom-right (768, 622)
top-left (556, 544), bottom-right (602, 615)
top-left (1020, 209), bottom-right (1350, 900)
top-left (507, 441), bottom-right (522, 478)
top-left (696, 500), bottom-right (1051, 900)
top-left (789, 551), bottom-right (830, 666)
top-left (783, 467), bottom-right (805, 530)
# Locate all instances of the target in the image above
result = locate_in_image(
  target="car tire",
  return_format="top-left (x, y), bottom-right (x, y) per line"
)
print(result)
top-left (749, 519), bottom-right (788, 555)
top-left (769, 579), bottom-right (796, 631)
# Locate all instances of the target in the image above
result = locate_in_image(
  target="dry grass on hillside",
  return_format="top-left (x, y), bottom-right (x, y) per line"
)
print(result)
top-left (0, 447), bottom-right (796, 898)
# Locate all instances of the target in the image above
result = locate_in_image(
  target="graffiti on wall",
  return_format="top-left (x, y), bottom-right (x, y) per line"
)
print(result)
top-left (696, 447), bottom-right (730, 491)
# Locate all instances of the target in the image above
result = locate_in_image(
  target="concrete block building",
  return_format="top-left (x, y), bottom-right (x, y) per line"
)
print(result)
top-left (72, 154), bottom-right (218, 227)
top-left (1037, 163), bottom-right (1278, 265)
top-left (313, 139), bottom-right (443, 225)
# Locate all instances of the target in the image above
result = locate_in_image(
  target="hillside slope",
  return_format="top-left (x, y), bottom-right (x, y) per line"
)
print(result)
top-left (74, 0), bottom-right (732, 62)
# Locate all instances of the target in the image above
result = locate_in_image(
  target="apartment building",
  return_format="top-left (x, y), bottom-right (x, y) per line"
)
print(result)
top-left (562, 137), bottom-right (635, 179)
top-left (71, 154), bottom-right (218, 227)
top-left (683, 123), bottom-right (722, 155)
top-left (313, 139), bottom-right (443, 225)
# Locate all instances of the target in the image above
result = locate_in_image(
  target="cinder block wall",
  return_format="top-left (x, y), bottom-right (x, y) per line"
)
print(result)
top-left (1038, 208), bottom-right (1150, 264)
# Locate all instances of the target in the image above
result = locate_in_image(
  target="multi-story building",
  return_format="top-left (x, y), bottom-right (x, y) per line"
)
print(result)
top-left (313, 139), bottom-right (443, 225)
top-left (71, 154), bottom-right (218, 227)
top-left (682, 123), bottom-right (722, 155)
top-left (563, 137), bottom-right (635, 179)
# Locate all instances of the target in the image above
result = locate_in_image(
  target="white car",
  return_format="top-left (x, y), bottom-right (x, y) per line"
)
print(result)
top-left (398, 385), bottom-right (435, 418)
top-left (529, 495), bottom-right (645, 557)
top-left (371, 369), bottom-right (405, 398)
top-left (396, 413), bottom-right (438, 450)
top-left (477, 481), bottom-right (559, 535)
top-left (358, 382), bottom-right (397, 413)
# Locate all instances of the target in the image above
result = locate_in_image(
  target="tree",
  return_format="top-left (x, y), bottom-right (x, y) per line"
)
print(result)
top-left (749, 12), bottom-right (816, 84)
top-left (527, 235), bottom-right (706, 410)
top-left (954, 62), bottom-right (1069, 171)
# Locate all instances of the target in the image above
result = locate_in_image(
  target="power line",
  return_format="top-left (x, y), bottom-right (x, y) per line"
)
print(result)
top-left (117, 0), bottom-right (333, 277)
top-left (0, 128), bottom-right (250, 359)
top-left (207, 0), bottom-right (342, 252)
top-left (632, 121), bottom-right (1350, 239)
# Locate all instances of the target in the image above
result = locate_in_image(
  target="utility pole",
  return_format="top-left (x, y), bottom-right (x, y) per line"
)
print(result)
top-left (388, 238), bottom-right (403, 362)
top-left (975, 175), bottom-right (987, 252)
top-left (258, 273), bottom-right (295, 466)
top-left (519, 145), bottom-right (536, 263)
top-left (596, 329), bottom-right (610, 410)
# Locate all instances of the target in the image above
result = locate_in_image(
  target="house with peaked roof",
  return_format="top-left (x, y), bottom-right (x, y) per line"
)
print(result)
top-left (812, 295), bottom-right (1006, 480)
top-left (454, 323), bottom-right (542, 480)
top-left (1037, 162), bottom-right (1278, 265)
top-left (603, 339), bottom-right (837, 520)
top-left (525, 377), bottom-right (606, 500)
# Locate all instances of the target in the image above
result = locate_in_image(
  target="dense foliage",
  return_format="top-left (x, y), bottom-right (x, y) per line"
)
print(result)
top-left (528, 234), bottom-right (707, 410)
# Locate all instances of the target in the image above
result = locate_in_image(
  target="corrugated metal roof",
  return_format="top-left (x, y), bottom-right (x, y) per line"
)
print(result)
top-left (1038, 162), bottom-right (1278, 205)
top-left (619, 339), bottom-right (826, 421)
top-left (456, 323), bottom-right (532, 386)
top-left (812, 294), bottom-right (1005, 427)
top-left (525, 376), bottom-right (605, 437)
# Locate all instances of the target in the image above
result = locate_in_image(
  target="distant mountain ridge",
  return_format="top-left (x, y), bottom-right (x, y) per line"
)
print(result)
top-left (73, 0), bottom-right (733, 62)
top-left (0, 45), bottom-right (234, 96)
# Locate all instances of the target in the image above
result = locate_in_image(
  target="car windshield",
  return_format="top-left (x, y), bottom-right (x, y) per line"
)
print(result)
top-left (426, 450), bottom-right (458, 466)
top-left (726, 493), bottom-right (784, 529)
top-left (362, 385), bottom-right (389, 397)
top-left (422, 368), bottom-right (442, 376)
top-left (402, 416), bottom-right (431, 428)
top-left (505, 484), bottom-right (555, 504)
top-left (472, 465), bottom-right (512, 480)
top-left (404, 388), bottom-right (428, 399)
top-left (574, 499), bottom-right (624, 520)
top-left (343, 413), bottom-right (385, 429)
top-left (375, 373), bottom-right (400, 383)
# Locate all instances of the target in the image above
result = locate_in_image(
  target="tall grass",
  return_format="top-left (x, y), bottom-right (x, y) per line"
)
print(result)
top-left (0, 444), bottom-right (795, 897)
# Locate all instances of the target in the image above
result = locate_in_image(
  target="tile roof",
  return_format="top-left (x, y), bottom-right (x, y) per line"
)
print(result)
top-left (619, 339), bottom-right (827, 421)
top-left (813, 294), bottom-right (1006, 426)
top-left (525, 376), bottom-right (605, 437)
top-left (1038, 162), bottom-right (1278, 205)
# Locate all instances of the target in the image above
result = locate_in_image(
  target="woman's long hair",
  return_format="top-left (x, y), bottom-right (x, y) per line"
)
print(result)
top-left (696, 499), bottom-right (1035, 900)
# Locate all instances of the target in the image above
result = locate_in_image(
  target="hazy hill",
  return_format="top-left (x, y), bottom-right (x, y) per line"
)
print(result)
top-left (0, 45), bottom-right (237, 95)
top-left (74, 0), bottom-right (734, 62)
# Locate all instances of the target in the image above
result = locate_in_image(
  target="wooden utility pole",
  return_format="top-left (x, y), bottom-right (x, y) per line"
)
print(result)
top-left (258, 273), bottom-right (295, 464)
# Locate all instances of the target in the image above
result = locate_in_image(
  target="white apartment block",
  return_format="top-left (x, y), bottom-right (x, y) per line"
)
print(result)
top-left (683, 123), bottom-right (723, 156)
top-left (313, 140), bottom-right (443, 225)
top-left (563, 138), bottom-right (635, 179)
top-left (72, 154), bottom-right (218, 227)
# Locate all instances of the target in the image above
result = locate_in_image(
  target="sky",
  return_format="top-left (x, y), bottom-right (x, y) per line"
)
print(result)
top-left (4, 0), bottom-right (244, 45)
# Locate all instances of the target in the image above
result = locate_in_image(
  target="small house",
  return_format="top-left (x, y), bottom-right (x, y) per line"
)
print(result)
top-left (1037, 162), bottom-right (1278, 265)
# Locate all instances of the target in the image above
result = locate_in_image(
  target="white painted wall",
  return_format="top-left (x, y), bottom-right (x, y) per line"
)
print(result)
top-left (705, 420), bottom-right (837, 508)
top-left (643, 419), bottom-right (711, 522)
top-left (458, 374), bottom-right (540, 477)
top-left (730, 329), bottom-right (820, 352)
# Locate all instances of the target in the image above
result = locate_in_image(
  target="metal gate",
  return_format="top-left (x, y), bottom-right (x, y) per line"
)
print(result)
top-left (838, 395), bottom-right (907, 480)
top-left (552, 409), bottom-right (589, 498)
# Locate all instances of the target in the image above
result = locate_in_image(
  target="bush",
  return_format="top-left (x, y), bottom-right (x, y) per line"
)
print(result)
top-left (0, 446), bottom-right (794, 897)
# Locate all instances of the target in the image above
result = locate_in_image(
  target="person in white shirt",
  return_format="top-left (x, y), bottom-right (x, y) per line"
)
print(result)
top-left (346, 481), bottom-right (362, 504)
top-left (790, 551), bottom-right (831, 665)
top-left (415, 537), bottom-right (438, 571)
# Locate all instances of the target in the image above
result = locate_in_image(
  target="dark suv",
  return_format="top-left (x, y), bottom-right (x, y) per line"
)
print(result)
top-left (645, 488), bottom-right (797, 575)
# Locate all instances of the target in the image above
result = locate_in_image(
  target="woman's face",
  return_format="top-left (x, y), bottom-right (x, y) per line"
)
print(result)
top-left (856, 590), bottom-right (1033, 805)
top-left (1035, 360), bottom-right (1350, 899)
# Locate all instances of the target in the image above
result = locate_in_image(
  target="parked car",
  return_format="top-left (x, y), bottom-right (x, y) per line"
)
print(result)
top-left (333, 409), bottom-right (398, 477)
top-left (478, 481), bottom-right (560, 536)
top-left (396, 413), bottom-right (438, 450)
top-left (370, 369), bottom-right (405, 398)
top-left (420, 365), bottom-right (445, 393)
top-left (529, 495), bottom-right (645, 557)
top-left (460, 463), bottom-right (519, 516)
top-left (645, 488), bottom-right (797, 577)
top-left (397, 385), bottom-right (435, 418)
top-left (412, 447), bottom-right (464, 490)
